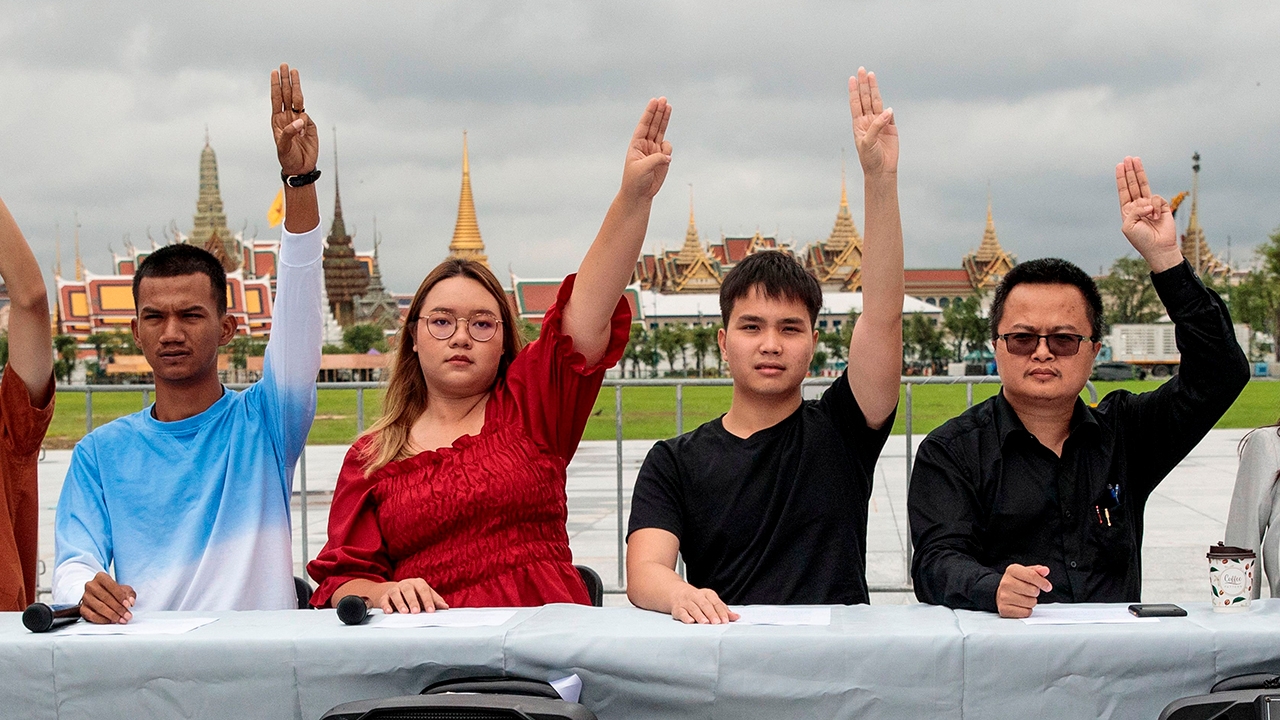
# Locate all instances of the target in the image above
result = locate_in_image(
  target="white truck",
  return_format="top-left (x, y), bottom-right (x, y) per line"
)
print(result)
top-left (1105, 322), bottom-right (1250, 377)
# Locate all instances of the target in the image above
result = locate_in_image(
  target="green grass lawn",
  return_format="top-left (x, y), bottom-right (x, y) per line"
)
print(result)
top-left (42, 379), bottom-right (1280, 448)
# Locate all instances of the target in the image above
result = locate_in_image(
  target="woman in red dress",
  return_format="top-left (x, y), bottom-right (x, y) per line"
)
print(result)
top-left (307, 97), bottom-right (673, 612)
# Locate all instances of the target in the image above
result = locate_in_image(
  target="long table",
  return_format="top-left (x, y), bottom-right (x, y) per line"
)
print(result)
top-left (3, 601), bottom-right (1278, 720)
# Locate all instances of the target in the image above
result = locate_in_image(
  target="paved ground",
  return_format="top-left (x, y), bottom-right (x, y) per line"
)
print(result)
top-left (35, 428), bottom-right (1264, 607)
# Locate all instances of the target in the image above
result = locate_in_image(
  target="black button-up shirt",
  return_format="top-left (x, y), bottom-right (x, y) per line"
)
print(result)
top-left (908, 260), bottom-right (1250, 612)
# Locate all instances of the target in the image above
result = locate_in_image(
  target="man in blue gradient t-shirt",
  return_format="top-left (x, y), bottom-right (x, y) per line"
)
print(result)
top-left (53, 64), bottom-right (324, 623)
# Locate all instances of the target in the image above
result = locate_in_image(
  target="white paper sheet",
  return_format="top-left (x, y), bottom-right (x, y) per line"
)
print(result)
top-left (56, 616), bottom-right (219, 636)
top-left (731, 606), bottom-right (832, 626)
top-left (550, 674), bottom-right (582, 704)
top-left (369, 609), bottom-right (518, 628)
top-left (1021, 606), bottom-right (1159, 625)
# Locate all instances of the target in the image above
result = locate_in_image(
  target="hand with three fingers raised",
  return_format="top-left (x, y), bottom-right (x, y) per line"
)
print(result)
top-left (1115, 156), bottom-right (1182, 273)
top-left (849, 66), bottom-right (898, 177)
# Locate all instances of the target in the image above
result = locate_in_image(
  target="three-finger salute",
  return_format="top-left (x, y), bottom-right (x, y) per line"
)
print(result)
top-left (271, 63), bottom-right (318, 176)
top-left (849, 66), bottom-right (898, 177)
top-left (1115, 156), bottom-right (1181, 273)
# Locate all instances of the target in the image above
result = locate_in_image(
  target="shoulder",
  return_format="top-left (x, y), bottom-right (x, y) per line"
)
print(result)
top-left (931, 394), bottom-right (998, 445)
top-left (67, 410), bottom-right (147, 472)
top-left (1241, 428), bottom-right (1280, 462)
top-left (79, 409), bottom-right (149, 448)
top-left (641, 420), bottom-right (724, 472)
top-left (920, 396), bottom-right (997, 456)
top-left (338, 434), bottom-right (398, 483)
top-left (1091, 387), bottom-right (1137, 414)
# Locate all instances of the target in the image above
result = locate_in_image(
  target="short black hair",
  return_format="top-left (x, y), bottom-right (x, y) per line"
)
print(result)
top-left (719, 250), bottom-right (823, 326)
top-left (989, 258), bottom-right (1105, 341)
top-left (132, 243), bottom-right (228, 315)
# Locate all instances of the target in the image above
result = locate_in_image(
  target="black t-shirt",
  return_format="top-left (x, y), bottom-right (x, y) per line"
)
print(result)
top-left (627, 371), bottom-right (895, 605)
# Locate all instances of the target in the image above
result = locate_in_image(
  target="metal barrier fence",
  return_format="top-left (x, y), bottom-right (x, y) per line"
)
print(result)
top-left (56, 377), bottom-right (1097, 595)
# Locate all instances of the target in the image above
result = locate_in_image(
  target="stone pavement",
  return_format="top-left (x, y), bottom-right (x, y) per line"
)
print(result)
top-left (34, 428), bottom-right (1265, 608)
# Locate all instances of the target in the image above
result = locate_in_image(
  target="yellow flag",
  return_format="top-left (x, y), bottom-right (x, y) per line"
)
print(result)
top-left (267, 189), bottom-right (285, 228)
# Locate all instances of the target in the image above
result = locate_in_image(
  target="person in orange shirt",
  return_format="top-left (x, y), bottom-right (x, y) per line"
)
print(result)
top-left (0, 195), bottom-right (55, 611)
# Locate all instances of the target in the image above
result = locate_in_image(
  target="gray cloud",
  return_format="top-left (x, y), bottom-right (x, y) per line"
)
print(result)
top-left (0, 0), bottom-right (1277, 296)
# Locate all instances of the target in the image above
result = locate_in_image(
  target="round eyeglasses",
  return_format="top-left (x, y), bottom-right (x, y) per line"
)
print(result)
top-left (997, 332), bottom-right (1089, 357)
top-left (417, 311), bottom-right (503, 342)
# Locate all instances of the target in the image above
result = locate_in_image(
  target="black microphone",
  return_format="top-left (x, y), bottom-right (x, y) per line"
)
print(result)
top-left (23, 602), bottom-right (82, 633)
top-left (337, 595), bottom-right (371, 625)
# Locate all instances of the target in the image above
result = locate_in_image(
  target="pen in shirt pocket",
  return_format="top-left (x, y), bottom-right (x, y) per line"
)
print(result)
top-left (1097, 484), bottom-right (1121, 527)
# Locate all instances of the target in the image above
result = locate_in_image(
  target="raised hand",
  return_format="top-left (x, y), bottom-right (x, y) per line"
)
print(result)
top-left (1116, 156), bottom-right (1182, 273)
top-left (619, 97), bottom-right (673, 201)
top-left (849, 67), bottom-right (897, 176)
top-left (270, 63), bottom-right (318, 175)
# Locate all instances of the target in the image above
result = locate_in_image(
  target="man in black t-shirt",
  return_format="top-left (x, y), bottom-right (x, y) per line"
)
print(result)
top-left (626, 67), bottom-right (904, 623)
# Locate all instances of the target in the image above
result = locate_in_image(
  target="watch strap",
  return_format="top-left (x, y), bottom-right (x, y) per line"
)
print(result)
top-left (282, 169), bottom-right (322, 187)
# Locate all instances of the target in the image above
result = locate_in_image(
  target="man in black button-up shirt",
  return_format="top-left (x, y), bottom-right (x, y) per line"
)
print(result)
top-left (908, 157), bottom-right (1250, 617)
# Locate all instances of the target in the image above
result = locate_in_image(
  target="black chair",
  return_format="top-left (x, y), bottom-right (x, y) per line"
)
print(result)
top-left (321, 676), bottom-right (596, 720)
top-left (1159, 674), bottom-right (1280, 719)
top-left (320, 694), bottom-right (596, 720)
top-left (294, 576), bottom-right (313, 609)
top-left (575, 565), bottom-right (603, 607)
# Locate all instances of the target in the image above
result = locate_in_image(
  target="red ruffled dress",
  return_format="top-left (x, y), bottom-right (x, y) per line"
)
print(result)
top-left (307, 275), bottom-right (630, 608)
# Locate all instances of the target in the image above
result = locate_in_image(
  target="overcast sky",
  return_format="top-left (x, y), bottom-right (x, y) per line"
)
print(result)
top-left (1, 1), bottom-right (1277, 295)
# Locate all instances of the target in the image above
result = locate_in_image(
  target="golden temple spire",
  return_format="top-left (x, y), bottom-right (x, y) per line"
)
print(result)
top-left (963, 195), bottom-right (1016, 288)
top-left (448, 131), bottom-right (489, 268)
top-left (677, 185), bottom-right (705, 262)
top-left (974, 197), bottom-right (1004, 262)
top-left (825, 157), bottom-right (860, 253)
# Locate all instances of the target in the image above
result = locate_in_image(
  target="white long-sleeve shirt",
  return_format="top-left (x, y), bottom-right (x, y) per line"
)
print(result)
top-left (52, 222), bottom-right (324, 610)
top-left (1225, 427), bottom-right (1280, 600)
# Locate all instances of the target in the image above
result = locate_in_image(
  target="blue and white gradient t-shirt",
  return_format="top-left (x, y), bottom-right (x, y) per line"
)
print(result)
top-left (52, 223), bottom-right (324, 611)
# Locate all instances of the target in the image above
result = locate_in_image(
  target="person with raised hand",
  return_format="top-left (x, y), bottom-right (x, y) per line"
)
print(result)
top-left (909, 157), bottom-right (1249, 618)
top-left (53, 63), bottom-right (325, 623)
top-left (626, 67), bottom-right (904, 623)
top-left (0, 197), bottom-right (55, 612)
top-left (307, 98), bottom-right (673, 613)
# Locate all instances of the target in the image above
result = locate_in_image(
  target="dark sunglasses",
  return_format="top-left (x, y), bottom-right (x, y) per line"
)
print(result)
top-left (997, 332), bottom-right (1090, 357)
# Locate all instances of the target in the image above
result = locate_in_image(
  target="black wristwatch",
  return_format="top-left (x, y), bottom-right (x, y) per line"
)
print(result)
top-left (282, 169), bottom-right (322, 187)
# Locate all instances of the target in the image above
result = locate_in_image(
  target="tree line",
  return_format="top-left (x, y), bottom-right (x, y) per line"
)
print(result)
top-left (1098, 228), bottom-right (1280, 360)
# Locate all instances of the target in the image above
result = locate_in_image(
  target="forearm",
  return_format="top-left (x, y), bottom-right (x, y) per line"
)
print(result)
top-left (859, 173), bottom-right (904, 324)
top-left (283, 185), bottom-right (320, 234)
top-left (846, 173), bottom-right (904, 425)
top-left (626, 558), bottom-right (693, 613)
top-left (0, 197), bottom-right (53, 396)
top-left (564, 194), bottom-right (652, 364)
top-left (912, 546), bottom-right (1001, 612)
top-left (332, 578), bottom-right (392, 607)
top-left (1154, 261), bottom-right (1249, 404)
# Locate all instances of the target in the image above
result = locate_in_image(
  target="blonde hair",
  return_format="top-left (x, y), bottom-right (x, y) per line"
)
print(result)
top-left (359, 259), bottom-right (525, 474)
